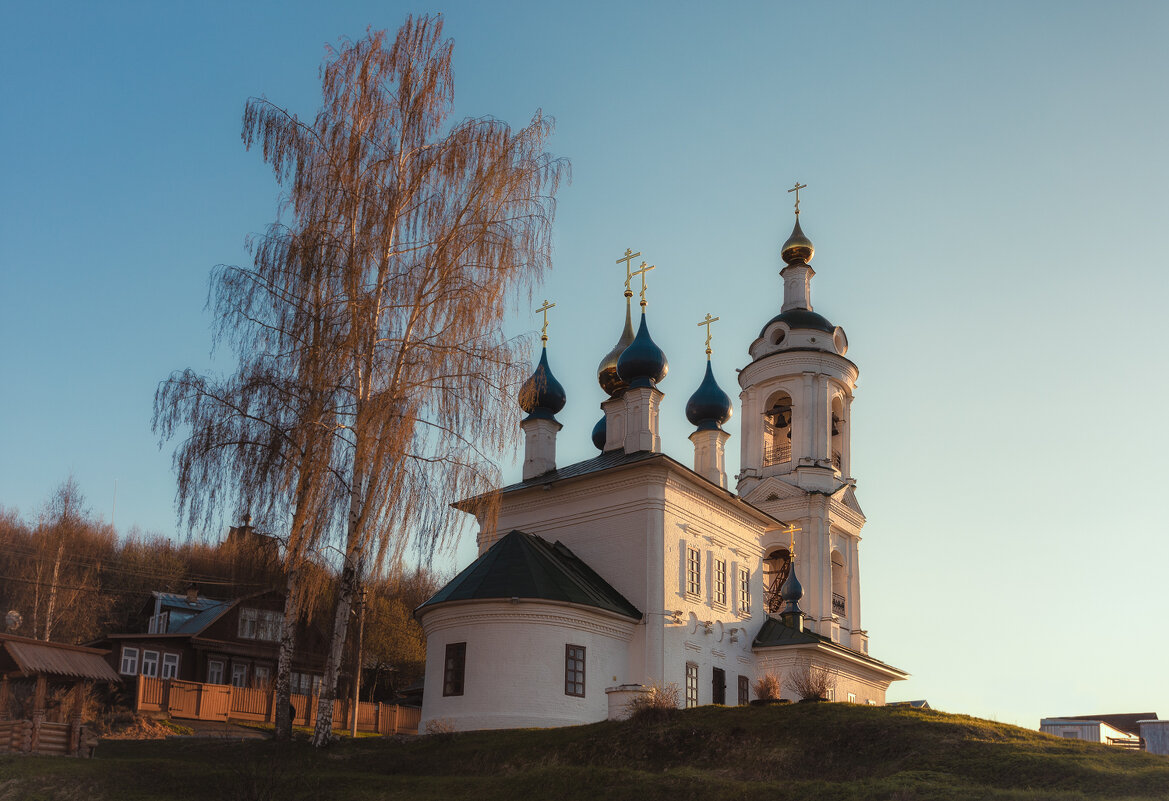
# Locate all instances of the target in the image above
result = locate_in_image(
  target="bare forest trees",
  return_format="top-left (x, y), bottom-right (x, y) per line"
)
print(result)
top-left (155, 16), bottom-right (565, 746)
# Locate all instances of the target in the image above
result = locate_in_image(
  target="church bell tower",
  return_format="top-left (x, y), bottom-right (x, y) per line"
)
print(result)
top-left (737, 188), bottom-right (869, 652)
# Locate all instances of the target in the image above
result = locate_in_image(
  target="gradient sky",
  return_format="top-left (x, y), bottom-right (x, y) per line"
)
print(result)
top-left (2, 1), bottom-right (1167, 728)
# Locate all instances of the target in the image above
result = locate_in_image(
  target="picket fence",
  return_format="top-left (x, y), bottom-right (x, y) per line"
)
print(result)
top-left (135, 675), bottom-right (419, 735)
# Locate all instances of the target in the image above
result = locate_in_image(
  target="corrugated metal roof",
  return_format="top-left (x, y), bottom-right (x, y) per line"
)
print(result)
top-left (1, 635), bottom-right (120, 682)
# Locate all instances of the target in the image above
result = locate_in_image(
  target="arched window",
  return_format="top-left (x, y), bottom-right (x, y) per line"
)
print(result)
top-left (763, 548), bottom-right (791, 614)
top-left (831, 550), bottom-right (846, 617)
top-left (762, 391), bottom-right (793, 467)
top-left (831, 396), bottom-right (844, 472)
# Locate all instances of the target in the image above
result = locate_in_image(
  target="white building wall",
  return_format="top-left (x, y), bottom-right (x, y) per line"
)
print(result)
top-left (419, 600), bottom-right (636, 732)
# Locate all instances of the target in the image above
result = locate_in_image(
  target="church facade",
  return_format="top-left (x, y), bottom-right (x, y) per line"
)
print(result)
top-left (417, 209), bottom-right (907, 731)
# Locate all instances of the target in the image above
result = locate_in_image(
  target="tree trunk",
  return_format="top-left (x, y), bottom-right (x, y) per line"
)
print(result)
top-left (273, 566), bottom-right (301, 741)
top-left (43, 539), bottom-right (64, 641)
top-left (311, 537), bottom-right (360, 747)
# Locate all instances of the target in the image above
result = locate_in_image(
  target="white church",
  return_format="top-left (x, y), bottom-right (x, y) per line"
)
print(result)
top-left (417, 205), bottom-right (907, 730)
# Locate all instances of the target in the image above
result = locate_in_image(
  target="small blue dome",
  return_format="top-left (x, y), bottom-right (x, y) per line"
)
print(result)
top-left (591, 415), bottom-right (606, 450)
top-left (685, 362), bottom-right (733, 430)
top-left (519, 349), bottom-right (566, 419)
top-left (616, 314), bottom-right (668, 389)
top-left (780, 564), bottom-right (803, 603)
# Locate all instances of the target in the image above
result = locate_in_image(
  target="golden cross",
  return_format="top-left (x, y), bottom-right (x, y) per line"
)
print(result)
top-left (616, 248), bottom-right (641, 296)
top-left (784, 523), bottom-right (802, 558)
top-left (788, 181), bottom-right (808, 215)
top-left (631, 262), bottom-right (655, 308)
top-left (535, 299), bottom-right (556, 345)
top-left (696, 313), bottom-right (720, 359)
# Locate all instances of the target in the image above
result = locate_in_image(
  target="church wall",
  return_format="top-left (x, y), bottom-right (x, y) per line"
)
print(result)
top-left (754, 649), bottom-right (892, 706)
top-left (419, 601), bottom-right (636, 732)
top-left (658, 473), bottom-right (773, 703)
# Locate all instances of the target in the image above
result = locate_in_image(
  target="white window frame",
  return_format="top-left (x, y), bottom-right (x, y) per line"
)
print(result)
top-left (141, 650), bottom-right (160, 678)
top-left (161, 652), bottom-right (180, 679)
top-left (238, 608), bottom-right (258, 639)
top-left (254, 665), bottom-right (271, 687)
top-left (714, 558), bottom-right (727, 607)
top-left (119, 646), bottom-right (139, 676)
top-left (207, 659), bottom-right (225, 685)
top-left (257, 610), bottom-right (282, 642)
top-left (738, 567), bottom-right (751, 614)
top-left (685, 663), bottom-right (699, 708)
top-left (231, 663), bottom-right (248, 688)
top-left (847, 692), bottom-right (857, 704)
top-left (686, 548), bottom-right (701, 597)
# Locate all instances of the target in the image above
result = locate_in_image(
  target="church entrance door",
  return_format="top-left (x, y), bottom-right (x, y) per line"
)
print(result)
top-left (712, 668), bottom-right (726, 705)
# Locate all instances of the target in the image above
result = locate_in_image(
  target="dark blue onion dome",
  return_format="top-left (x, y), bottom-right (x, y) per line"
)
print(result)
top-left (616, 314), bottom-right (668, 389)
top-left (591, 415), bottom-right (607, 450)
top-left (780, 563), bottom-right (803, 603)
top-left (685, 362), bottom-right (733, 430)
top-left (519, 349), bottom-right (566, 420)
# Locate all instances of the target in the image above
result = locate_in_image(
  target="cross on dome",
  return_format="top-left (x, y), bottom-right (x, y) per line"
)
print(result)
top-left (535, 299), bottom-right (556, 346)
top-left (788, 181), bottom-right (807, 215)
top-left (696, 313), bottom-right (720, 359)
top-left (631, 262), bottom-right (656, 309)
top-left (615, 248), bottom-right (641, 298)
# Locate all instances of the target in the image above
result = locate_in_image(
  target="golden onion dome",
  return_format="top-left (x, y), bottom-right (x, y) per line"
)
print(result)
top-left (781, 217), bottom-right (814, 264)
top-left (597, 295), bottom-right (636, 396)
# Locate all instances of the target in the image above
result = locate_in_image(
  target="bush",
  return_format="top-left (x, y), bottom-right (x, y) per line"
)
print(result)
top-left (752, 673), bottom-right (782, 701)
top-left (623, 682), bottom-right (681, 722)
top-left (789, 661), bottom-right (837, 701)
top-left (424, 718), bottom-right (456, 735)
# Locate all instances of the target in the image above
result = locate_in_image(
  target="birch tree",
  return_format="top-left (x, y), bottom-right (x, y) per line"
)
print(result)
top-left (159, 15), bottom-right (565, 746)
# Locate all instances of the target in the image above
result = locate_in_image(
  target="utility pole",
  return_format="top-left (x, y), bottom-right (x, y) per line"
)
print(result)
top-left (350, 587), bottom-right (366, 738)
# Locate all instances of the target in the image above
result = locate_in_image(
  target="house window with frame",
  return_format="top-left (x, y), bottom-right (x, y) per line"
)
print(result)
top-left (738, 674), bottom-right (749, 706)
top-left (565, 645), bottom-right (585, 697)
top-left (847, 692), bottom-right (857, 704)
top-left (119, 647), bottom-right (139, 676)
top-left (207, 659), bottom-right (225, 685)
top-left (254, 666), bottom-right (271, 687)
top-left (161, 653), bottom-right (180, 679)
top-left (738, 567), bottom-right (751, 614)
top-left (685, 663), bottom-right (699, 708)
top-left (239, 608), bottom-right (282, 641)
top-left (231, 663), bottom-right (248, 688)
top-left (687, 547), bottom-right (701, 596)
top-left (714, 558), bottom-right (727, 607)
top-left (238, 608), bottom-right (257, 639)
top-left (443, 642), bottom-right (466, 697)
top-left (141, 650), bottom-right (159, 678)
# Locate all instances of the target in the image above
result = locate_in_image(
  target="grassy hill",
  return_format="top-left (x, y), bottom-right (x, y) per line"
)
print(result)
top-left (2, 703), bottom-right (1168, 800)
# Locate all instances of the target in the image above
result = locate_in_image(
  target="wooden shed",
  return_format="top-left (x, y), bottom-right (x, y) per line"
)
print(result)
top-left (0, 633), bottom-right (120, 756)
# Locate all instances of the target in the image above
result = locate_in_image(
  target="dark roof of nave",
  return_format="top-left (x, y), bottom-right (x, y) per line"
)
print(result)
top-left (416, 530), bottom-right (642, 620)
top-left (752, 617), bottom-right (908, 676)
top-left (497, 447), bottom-right (661, 492)
top-left (483, 448), bottom-right (784, 528)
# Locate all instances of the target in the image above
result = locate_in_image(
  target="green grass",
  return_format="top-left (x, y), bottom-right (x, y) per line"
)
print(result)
top-left (1, 704), bottom-right (1167, 800)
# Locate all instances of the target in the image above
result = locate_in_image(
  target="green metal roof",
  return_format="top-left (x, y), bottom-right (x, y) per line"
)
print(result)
top-left (752, 617), bottom-right (908, 677)
top-left (417, 530), bottom-right (642, 620)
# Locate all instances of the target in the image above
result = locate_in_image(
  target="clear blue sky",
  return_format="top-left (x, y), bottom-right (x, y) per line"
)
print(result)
top-left (2, 1), bottom-right (1167, 727)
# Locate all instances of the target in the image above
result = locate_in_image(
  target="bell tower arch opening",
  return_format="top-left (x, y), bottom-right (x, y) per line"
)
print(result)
top-left (763, 547), bottom-right (791, 616)
top-left (762, 391), bottom-right (793, 470)
top-left (831, 395), bottom-right (844, 474)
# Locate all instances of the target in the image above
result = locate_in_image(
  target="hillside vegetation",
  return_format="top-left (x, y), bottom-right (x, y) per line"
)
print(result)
top-left (3, 703), bottom-right (1168, 800)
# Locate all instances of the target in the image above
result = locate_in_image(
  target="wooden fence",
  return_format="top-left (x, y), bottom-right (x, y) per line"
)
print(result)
top-left (136, 675), bottom-right (419, 735)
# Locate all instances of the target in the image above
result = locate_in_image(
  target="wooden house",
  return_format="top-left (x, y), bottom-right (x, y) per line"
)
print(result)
top-left (91, 588), bottom-right (328, 695)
